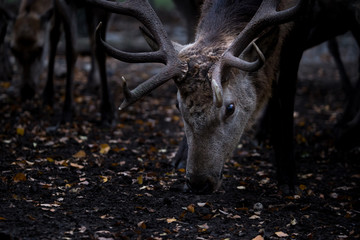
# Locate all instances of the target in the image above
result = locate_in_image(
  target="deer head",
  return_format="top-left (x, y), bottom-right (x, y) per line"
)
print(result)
top-left (85, 0), bottom-right (306, 193)
top-left (10, 0), bottom-right (53, 100)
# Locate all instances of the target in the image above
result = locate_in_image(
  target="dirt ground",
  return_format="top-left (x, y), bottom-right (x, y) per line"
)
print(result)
top-left (1, 7), bottom-right (360, 240)
top-left (0, 52), bottom-right (359, 239)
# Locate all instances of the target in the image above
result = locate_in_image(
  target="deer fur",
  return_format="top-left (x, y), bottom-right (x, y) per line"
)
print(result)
top-left (174, 0), bottom-right (299, 192)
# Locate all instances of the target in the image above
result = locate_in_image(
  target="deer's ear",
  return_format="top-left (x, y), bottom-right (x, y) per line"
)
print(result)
top-left (40, 8), bottom-right (53, 23)
top-left (172, 41), bottom-right (186, 53)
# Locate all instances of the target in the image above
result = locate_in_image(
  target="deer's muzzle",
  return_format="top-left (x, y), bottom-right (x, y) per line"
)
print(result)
top-left (185, 172), bottom-right (222, 194)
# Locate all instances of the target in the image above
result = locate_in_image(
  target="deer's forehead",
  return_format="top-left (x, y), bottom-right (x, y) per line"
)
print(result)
top-left (177, 43), bottom-right (230, 113)
top-left (177, 52), bottom-right (216, 110)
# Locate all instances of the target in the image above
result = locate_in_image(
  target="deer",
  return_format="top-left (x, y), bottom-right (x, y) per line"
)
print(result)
top-left (10, 0), bottom-right (113, 124)
top-left (175, 0), bottom-right (360, 151)
top-left (10, 0), bottom-right (53, 100)
top-left (84, 0), bottom-right (359, 194)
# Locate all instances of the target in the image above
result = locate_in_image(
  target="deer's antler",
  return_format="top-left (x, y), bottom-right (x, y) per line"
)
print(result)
top-left (85, 0), bottom-right (187, 109)
top-left (211, 0), bottom-right (307, 107)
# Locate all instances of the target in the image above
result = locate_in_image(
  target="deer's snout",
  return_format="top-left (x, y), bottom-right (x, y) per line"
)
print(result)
top-left (186, 173), bottom-right (222, 194)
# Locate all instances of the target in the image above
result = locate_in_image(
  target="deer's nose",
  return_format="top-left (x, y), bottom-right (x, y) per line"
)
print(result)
top-left (186, 173), bottom-right (221, 194)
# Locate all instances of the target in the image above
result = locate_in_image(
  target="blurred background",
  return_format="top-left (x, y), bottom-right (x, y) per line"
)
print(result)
top-left (1, 0), bottom-right (358, 84)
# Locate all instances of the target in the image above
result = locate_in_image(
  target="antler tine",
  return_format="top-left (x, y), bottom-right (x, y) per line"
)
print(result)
top-left (86, 0), bottom-right (187, 109)
top-left (227, 0), bottom-right (307, 58)
top-left (118, 65), bottom-right (185, 110)
top-left (96, 22), bottom-right (165, 64)
top-left (211, 0), bottom-right (307, 108)
top-left (85, 0), bottom-right (175, 58)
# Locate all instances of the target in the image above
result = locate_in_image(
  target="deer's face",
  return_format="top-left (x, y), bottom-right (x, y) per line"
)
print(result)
top-left (11, 11), bottom-right (50, 100)
top-left (177, 46), bottom-right (257, 193)
top-left (12, 13), bottom-right (46, 64)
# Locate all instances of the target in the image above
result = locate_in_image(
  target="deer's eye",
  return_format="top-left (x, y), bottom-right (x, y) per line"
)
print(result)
top-left (225, 103), bottom-right (235, 118)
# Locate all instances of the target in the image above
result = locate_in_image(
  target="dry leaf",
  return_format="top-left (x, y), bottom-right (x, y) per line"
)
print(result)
top-left (70, 162), bottom-right (84, 169)
top-left (16, 127), bottom-right (25, 136)
top-left (187, 204), bottom-right (195, 213)
top-left (290, 218), bottom-right (297, 226)
top-left (137, 175), bottom-right (143, 185)
top-left (166, 218), bottom-right (177, 223)
top-left (252, 235), bottom-right (264, 240)
top-left (73, 150), bottom-right (86, 158)
top-left (0, 81), bottom-right (10, 89)
top-left (275, 231), bottom-right (289, 237)
top-left (13, 173), bottom-right (26, 183)
top-left (197, 202), bottom-right (207, 207)
top-left (138, 221), bottom-right (146, 229)
top-left (100, 176), bottom-right (109, 183)
top-left (197, 223), bottom-right (209, 231)
top-left (99, 144), bottom-right (110, 154)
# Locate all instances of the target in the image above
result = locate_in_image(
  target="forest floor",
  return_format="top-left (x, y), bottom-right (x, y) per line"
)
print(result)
top-left (0, 52), bottom-right (359, 240)
top-left (1, 7), bottom-right (360, 240)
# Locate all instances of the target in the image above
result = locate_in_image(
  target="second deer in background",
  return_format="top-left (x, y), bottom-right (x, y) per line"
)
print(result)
top-left (10, 0), bottom-right (114, 124)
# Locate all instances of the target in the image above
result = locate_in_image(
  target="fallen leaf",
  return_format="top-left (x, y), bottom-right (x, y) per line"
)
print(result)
top-left (197, 223), bottom-right (209, 231)
top-left (99, 143), bottom-right (110, 154)
top-left (166, 218), bottom-right (177, 223)
top-left (138, 221), bottom-right (146, 229)
top-left (73, 150), bottom-right (86, 158)
top-left (13, 173), bottom-right (26, 183)
top-left (187, 204), bottom-right (195, 213)
top-left (252, 235), bottom-right (264, 240)
top-left (0, 81), bottom-right (10, 89)
top-left (16, 127), bottom-right (25, 136)
top-left (100, 176), bottom-right (109, 183)
top-left (330, 192), bottom-right (339, 199)
top-left (137, 175), bottom-right (143, 185)
top-left (275, 231), bottom-right (289, 237)
top-left (290, 218), bottom-right (297, 226)
top-left (79, 226), bottom-right (86, 233)
top-left (70, 162), bottom-right (84, 169)
top-left (40, 203), bottom-right (60, 208)
top-left (197, 202), bottom-right (207, 207)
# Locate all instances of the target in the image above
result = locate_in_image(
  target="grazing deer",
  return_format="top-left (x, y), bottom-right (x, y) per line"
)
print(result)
top-left (84, 0), bottom-right (358, 194)
top-left (11, 0), bottom-right (113, 124)
top-left (10, 0), bottom-right (53, 99)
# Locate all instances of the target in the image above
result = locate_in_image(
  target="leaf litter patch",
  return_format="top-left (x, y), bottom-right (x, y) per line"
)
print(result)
top-left (0, 56), bottom-right (359, 239)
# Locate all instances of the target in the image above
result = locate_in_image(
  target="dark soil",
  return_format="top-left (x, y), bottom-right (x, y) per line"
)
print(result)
top-left (1, 11), bottom-right (360, 240)
top-left (1, 54), bottom-right (359, 240)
